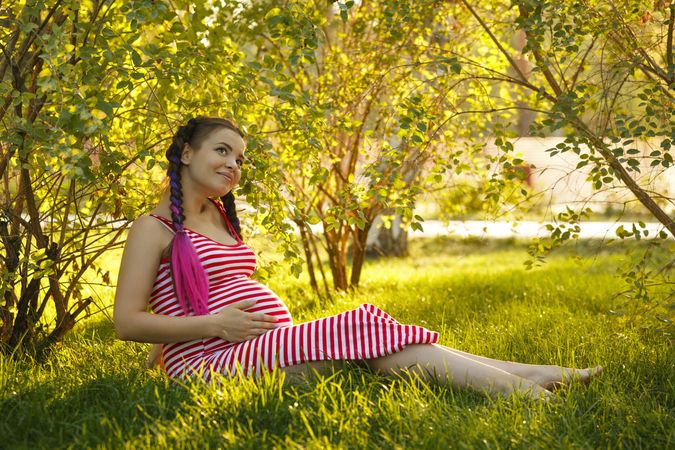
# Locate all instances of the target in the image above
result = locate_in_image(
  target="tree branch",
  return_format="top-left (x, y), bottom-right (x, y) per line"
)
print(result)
top-left (460, 1), bottom-right (531, 86)
top-left (668, 3), bottom-right (674, 75)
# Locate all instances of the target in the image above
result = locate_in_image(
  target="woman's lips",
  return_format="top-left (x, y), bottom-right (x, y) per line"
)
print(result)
top-left (217, 172), bottom-right (232, 182)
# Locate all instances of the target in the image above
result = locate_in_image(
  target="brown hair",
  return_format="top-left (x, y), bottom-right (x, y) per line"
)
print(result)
top-left (163, 116), bottom-right (246, 315)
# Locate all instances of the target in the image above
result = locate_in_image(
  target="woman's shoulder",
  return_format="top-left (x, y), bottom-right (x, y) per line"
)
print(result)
top-left (146, 203), bottom-right (171, 219)
top-left (130, 213), bottom-right (173, 236)
top-left (125, 214), bottom-right (174, 258)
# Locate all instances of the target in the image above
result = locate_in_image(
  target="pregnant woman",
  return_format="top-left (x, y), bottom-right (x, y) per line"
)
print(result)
top-left (113, 116), bottom-right (601, 400)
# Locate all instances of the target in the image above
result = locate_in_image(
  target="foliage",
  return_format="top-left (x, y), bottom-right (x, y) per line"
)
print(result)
top-left (0, 0), bottom-right (298, 358)
top-left (450, 0), bottom-right (675, 319)
top-left (3, 0), bottom-right (674, 357)
top-left (0, 0), bottom-right (157, 358)
top-left (210, 0), bottom-right (537, 294)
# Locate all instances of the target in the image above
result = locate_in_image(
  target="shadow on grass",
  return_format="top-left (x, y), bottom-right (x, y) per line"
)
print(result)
top-left (2, 325), bottom-right (503, 448)
top-left (0, 369), bottom-right (191, 448)
top-left (3, 316), bottom-right (672, 448)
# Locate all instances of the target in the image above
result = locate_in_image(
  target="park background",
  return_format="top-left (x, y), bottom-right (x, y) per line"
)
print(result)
top-left (1, 0), bottom-right (673, 448)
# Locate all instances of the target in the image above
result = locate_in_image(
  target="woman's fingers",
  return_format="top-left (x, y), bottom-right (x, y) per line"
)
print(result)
top-left (231, 299), bottom-right (258, 310)
top-left (258, 321), bottom-right (277, 330)
top-left (214, 301), bottom-right (277, 342)
top-left (247, 313), bottom-right (276, 329)
top-left (251, 312), bottom-right (276, 323)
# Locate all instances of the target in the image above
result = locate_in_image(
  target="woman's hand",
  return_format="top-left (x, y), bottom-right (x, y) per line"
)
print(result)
top-left (145, 343), bottom-right (163, 369)
top-left (211, 299), bottom-right (278, 342)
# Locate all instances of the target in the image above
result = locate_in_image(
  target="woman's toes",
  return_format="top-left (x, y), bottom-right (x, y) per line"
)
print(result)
top-left (586, 365), bottom-right (603, 383)
top-left (540, 365), bottom-right (602, 390)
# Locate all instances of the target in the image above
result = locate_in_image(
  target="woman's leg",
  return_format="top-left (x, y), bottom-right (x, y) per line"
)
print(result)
top-left (366, 343), bottom-right (553, 400)
top-left (436, 345), bottom-right (602, 389)
top-left (276, 350), bottom-right (550, 399)
top-left (275, 345), bottom-right (600, 393)
top-left (278, 359), bottom-right (347, 385)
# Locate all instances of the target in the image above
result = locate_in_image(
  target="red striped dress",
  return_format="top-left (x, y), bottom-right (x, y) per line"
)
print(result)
top-left (148, 198), bottom-right (438, 382)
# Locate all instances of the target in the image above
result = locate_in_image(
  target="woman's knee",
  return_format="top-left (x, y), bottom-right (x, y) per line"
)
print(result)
top-left (366, 344), bottom-right (435, 374)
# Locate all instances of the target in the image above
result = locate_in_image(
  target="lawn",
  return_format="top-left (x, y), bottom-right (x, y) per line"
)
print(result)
top-left (1, 237), bottom-right (673, 449)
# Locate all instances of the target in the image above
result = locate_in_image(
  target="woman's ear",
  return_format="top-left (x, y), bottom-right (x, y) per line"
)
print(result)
top-left (180, 143), bottom-right (193, 165)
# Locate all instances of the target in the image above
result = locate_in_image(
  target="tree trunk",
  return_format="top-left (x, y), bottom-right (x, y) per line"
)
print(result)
top-left (349, 222), bottom-right (372, 288)
top-left (297, 220), bottom-right (320, 295)
top-left (325, 228), bottom-right (348, 291)
top-left (366, 212), bottom-right (409, 258)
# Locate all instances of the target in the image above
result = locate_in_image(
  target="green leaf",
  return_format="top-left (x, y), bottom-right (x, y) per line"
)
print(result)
top-left (131, 50), bottom-right (142, 66)
top-left (265, 7), bottom-right (282, 20)
top-left (91, 109), bottom-right (107, 120)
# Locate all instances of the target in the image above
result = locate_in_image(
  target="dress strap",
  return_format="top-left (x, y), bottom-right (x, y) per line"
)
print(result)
top-left (148, 214), bottom-right (175, 234)
top-left (208, 197), bottom-right (243, 244)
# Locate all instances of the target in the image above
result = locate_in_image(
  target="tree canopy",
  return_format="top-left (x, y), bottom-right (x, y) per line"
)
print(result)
top-left (1, 0), bottom-right (672, 357)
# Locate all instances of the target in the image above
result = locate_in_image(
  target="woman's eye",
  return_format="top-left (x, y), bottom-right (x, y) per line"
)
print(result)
top-left (236, 159), bottom-right (244, 167)
top-left (216, 147), bottom-right (229, 154)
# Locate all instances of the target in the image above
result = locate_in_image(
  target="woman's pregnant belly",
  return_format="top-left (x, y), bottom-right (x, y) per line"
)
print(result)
top-left (161, 277), bottom-right (294, 375)
top-left (209, 276), bottom-right (294, 326)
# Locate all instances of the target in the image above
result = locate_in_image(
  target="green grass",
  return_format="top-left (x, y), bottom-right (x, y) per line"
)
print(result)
top-left (1, 237), bottom-right (673, 449)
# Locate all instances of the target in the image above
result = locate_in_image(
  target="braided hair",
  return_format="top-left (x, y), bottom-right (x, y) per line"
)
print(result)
top-left (164, 116), bottom-right (245, 315)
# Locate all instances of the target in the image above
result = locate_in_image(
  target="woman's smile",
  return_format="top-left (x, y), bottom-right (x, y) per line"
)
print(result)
top-left (217, 170), bottom-right (233, 183)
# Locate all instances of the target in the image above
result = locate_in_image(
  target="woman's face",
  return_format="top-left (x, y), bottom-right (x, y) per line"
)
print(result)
top-left (180, 127), bottom-right (246, 197)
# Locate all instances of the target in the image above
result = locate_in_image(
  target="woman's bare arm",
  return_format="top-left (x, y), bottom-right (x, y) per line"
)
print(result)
top-left (113, 215), bottom-right (277, 344)
top-left (113, 215), bottom-right (218, 343)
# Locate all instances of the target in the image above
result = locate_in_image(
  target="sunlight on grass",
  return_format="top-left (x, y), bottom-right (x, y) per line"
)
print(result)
top-left (1, 237), bottom-right (673, 448)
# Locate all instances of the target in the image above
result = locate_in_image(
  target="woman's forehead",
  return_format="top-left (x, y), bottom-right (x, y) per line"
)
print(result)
top-left (205, 127), bottom-right (246, 153)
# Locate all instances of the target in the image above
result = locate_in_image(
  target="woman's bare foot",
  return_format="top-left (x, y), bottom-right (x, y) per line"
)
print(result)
top-left (532, 365), bottom-right (603, 390)
top-left (495, 382), bottom-right (554, 403)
